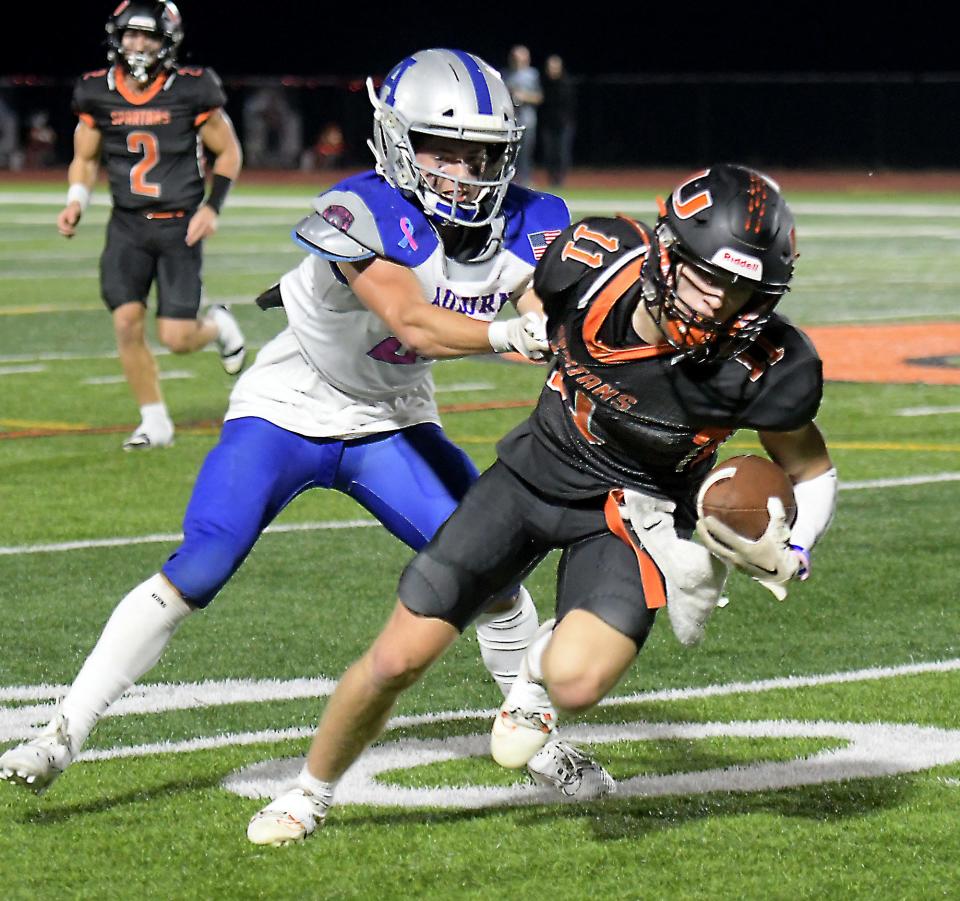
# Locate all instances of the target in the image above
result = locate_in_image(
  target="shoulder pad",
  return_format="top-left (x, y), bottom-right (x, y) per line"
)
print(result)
top-left (293, 172), bottom-right (438, 266)
top-left (534, 216), bottom-right (650, 301)
top-left (737, 317), bottom-right (823, 429)
top-left (502, 185), bottom-right (571, 267)
top-left (293, 205), bottom-right (377, 262)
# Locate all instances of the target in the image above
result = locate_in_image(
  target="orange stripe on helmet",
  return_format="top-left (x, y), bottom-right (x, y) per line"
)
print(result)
top-left (744, 173), bottom-right (769, 235)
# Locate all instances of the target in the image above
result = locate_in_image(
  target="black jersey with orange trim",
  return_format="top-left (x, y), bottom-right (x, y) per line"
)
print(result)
top-left (496, 215), bottom-right (823, 502)
top-left (72, 65), bottom-right (226, 213)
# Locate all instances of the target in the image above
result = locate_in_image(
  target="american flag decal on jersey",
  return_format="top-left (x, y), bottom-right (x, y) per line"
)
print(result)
top-left (527, 229), bottom-right (562, 260)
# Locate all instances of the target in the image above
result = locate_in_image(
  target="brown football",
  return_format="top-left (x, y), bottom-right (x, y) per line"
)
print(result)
top-left (698, 455), bottom-right (797, 540)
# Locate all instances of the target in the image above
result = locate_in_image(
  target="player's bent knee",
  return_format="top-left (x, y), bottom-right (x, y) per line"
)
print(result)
top-left (158, 332), bottom-right (195, 354)
top-left (546, 673), bottom-right (608, 714)
top-left (365, 643), bottom-right (432, 692)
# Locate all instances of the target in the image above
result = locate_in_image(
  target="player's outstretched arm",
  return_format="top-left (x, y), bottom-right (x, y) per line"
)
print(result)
top-left (339, 258), bottom-right (548, 360)
top-left (187, 110), bottom-right (242, 247)
top-left (57, 120), bottom-right (101, 238)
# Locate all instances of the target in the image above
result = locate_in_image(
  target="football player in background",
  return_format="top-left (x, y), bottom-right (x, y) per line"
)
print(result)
top-left (245, 164), bottom-right (839, 845)
top-left (57, 1), bottom-right (245, 450)
top-left (1, 49), bottom-right (603, 801)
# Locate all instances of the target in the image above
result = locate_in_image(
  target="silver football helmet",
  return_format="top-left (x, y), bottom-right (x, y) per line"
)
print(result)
top-left (367, 49), bottom-right (523, 228)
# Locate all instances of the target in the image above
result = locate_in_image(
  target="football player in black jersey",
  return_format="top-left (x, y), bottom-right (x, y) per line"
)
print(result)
top-left (57, 2), bottom-right (244, 450)
top-left (243, 164), bottom-right (839, 841)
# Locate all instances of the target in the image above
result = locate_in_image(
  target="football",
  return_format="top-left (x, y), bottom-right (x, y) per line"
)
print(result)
top-left (697, 454), bottom-right (797, 540)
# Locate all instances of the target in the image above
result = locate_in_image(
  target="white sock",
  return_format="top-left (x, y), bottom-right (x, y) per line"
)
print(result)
top-left (524, 620), bottom-right (554, 683)
top-left (476, 586), bottom-right (539, 696)
top-left (297, 766), bottom-right (336, 808)
top-left (59, 573), bottom-right (193, 751)
top-left (140, 402), bottom-right (173, 430)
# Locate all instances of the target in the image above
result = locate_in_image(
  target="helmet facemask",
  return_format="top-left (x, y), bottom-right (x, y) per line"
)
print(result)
top-left (643, 222), bottom-right (785, 364)
top-left (120, 30), bottom-right (164, 84)
top-left (406, 131), bottom-right (516, 227)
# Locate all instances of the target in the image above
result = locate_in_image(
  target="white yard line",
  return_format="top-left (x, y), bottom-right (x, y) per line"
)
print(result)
top-left (0, 518), bottom-right (379, 556)
top-left (839, 473), bottom-right (960, 489)
top-left (83, 370), bottom-right (195, 385)
top-left (0, 364), bottom-right (45, 376)
top-left (4, 656), bottom-right (960, 755)
top-left (5, 192), bottom-right (960, 218)
top-left (897, 405), bottom-right (960, 417)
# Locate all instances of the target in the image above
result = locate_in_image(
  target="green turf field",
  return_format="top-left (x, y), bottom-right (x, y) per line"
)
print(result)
top-left (1, 180), bottom-right (960, 899)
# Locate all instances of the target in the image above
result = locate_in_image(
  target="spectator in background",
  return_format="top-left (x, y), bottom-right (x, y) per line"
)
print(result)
top-left (243, 86), bottom-right (303, 169)
top-left (25, 111), bottom-right (57, 169)
top-left (300, 121), bottom-right (346, 171)
top-left (0, 92), bottom-right (22, 171)
top-left (504, 45), bottom-right (541, 186)
top-left (540, 55), bottom-right (576, 187)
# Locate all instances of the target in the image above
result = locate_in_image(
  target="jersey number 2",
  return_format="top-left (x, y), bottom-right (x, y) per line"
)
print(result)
top-left (127, 131), bottom-right (161, 198)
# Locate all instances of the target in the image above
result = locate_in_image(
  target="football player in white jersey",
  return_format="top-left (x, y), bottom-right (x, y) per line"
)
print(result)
top-left (1, 49), bottom-right (606, 802)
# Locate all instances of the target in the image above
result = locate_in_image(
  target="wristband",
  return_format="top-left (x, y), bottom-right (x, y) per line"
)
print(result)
top-left (205, 174), bottom-right (233, 214)
top-left (66, 183), bottom-right (91, 211)
top-left (788, 544), bottom-right (811, 581)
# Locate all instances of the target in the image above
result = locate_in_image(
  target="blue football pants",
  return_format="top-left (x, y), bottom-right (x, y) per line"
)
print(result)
top-left (162, 416), bottom-right (478, 607)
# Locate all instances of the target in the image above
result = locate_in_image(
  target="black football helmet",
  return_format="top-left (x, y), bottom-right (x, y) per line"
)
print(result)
top-left (105, 1), bottom-right (183, 84)
top-left (643, 163), bottom-right (798, 363)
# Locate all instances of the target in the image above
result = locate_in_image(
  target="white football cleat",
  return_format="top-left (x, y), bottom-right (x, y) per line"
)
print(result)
top-left (122, 420), bottom-right (174, 451)
top-left (527, 739), bottom-right (616, 801)
top-left (210, 305), bottom-right (246, 376)
top-left (490, 619), bottom-right (557, 769)
top-left (247, 788), bottom-right (329, 846)
top-left (0, 715), bottom-right (74, 794)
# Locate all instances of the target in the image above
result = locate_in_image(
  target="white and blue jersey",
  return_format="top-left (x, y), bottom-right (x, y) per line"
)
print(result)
top-left (226, 171), bottom-right (570, 438)
top-left (161, 173), bottom-right (570, 606)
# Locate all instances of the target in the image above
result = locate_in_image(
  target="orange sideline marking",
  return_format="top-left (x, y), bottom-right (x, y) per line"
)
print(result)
top-left (804, 322), bottom-right (960, 385)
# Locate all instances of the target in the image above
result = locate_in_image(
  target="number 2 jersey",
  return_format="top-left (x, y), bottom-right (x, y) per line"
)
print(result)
top-left (72, 65), bottom-right (226, 213)
top-left (497, 215), bottom-right (824, 504)
top-left (226, 172), bottom-right (570, 438)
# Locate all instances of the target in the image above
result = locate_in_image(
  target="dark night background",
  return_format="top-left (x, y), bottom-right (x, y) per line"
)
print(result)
top-left (2, 2), bottom-right (959, 170)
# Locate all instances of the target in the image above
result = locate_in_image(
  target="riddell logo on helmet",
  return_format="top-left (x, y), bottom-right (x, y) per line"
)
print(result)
top-left (127, 15), bottom-right (159, 30)
top-left (711, 248), bottom-right (763, 280)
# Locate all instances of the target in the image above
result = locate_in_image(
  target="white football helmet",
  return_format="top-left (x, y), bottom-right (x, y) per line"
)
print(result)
top-left (368, 49), bottom-right (523, 227)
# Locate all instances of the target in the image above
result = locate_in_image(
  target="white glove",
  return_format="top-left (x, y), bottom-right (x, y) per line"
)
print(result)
top-left (696, 497), bottom-right (801, 601)
top-left (487, 312), bottom-right (549, 361)
top-left (620, 490), bottom-right (729, 647)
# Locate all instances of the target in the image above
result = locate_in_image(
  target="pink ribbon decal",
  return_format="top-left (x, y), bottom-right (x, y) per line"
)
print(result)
top-left (398, 217), bottom-right (418, 251)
